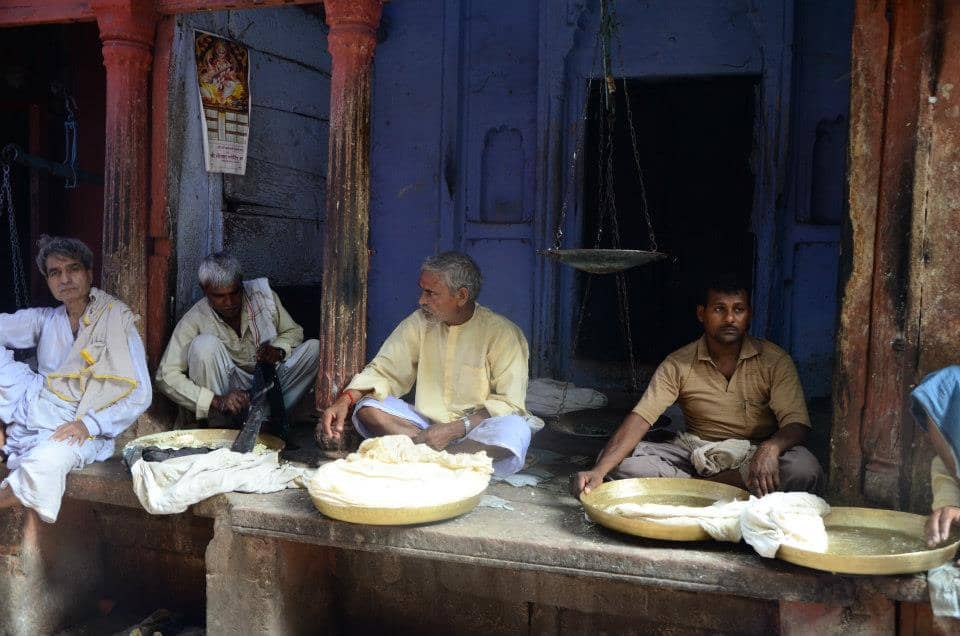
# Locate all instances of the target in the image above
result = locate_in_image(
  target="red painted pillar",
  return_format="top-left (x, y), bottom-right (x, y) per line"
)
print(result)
top-left (91, 0), bottom-right (157, 324)
top-left (316, 0), bottom-right (383, 408)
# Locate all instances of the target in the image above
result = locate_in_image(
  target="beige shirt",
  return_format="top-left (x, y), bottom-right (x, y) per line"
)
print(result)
top-left (346, 305), bottom-right (530, 424)
top-left (931, 456), bottom-right (960, 510)
top-left (156, 285), bottom-right (303, 418)
top-left (632, 336), bottom-right (810, 442)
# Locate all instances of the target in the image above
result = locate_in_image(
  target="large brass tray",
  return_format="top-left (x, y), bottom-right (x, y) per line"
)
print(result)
top-left (580, 478), bottom-right (750, 541)
top-left (122, 428), bottom-right (285, 466)
top-left (777, 506), bottom-right (960, 575)
top-left (309, 491), bottom-right (483, 526)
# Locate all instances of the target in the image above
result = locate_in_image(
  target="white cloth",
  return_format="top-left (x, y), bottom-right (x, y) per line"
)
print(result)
top-left (525, 378), bottom-right (607, 416)
top-left (928, 563), bottom-right (960, 618)
top-left (353, 396), bottom-right (531, 475)
top-left (739, 492), bottom-right (831, 557)
top-left (674, 432), bottom-right (756, 477)
top-left (604, 491), bottom-right (830, 557)
top-left (130, 448), bottom-right (308, 515)
top-left (308, 435), bottom-right (493, 509)
top-left (0, 305), bottom-right (151, 523)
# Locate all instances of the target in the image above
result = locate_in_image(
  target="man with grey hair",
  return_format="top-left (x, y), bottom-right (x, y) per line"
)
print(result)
top-left (0, 236), bottom-right (151, 522)
top-left (320, 251), bottom-right (539, 475)
top-left (156, 252), bottom-right (318, 437)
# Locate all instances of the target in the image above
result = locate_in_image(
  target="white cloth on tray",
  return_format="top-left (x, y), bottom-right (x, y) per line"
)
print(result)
top-left (131, 448), bottom-right (309, 515)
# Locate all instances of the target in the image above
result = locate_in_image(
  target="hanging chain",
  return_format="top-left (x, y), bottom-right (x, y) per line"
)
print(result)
top-left (1, 163), bottom-right (29, 308)
top-left (61, 90), bottom-right (79, 189)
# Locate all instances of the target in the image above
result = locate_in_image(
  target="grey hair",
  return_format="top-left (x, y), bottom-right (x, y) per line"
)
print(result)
top-left (198, 252), bottom-right (243, 288)
top-left (421, 251), bottom-right (482, 302)
top-left (35, 235), bottom-right (93, 276)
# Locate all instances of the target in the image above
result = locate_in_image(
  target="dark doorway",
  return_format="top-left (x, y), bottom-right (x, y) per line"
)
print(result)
top-left (0, 24), bottom-right (105, 312)
top-left (574, 76), bottom-right (758, 378)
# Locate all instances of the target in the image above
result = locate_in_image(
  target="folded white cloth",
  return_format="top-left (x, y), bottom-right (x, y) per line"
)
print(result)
top-left (604, 491), bottom-right (831, 557)
top-left (525, 378), bottom-right (607, 416)
top-left (674, 432), bottom-right (756, 477)
top-left (131, 448), bottom-right (308, 515)
top-left (928, 563), bottom-right (960, 618)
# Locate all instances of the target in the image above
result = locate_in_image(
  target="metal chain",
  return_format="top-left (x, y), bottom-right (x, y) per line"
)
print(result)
top-left (1, 163), bottom-right (29, 308)
top-left (621, 76), bottom-right (658, 252)
top-left (62, 91), bottom-right (79, 189)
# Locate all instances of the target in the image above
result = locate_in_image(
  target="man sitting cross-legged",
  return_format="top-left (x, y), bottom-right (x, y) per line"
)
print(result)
top-left (0, 236), bottom-right (151, 523)
top-left (156, 252), bottom-right (319, 439)
top-left (572, 274), bottom-right (823, 497)
top-left (319, 251), bottom-right (540, 475)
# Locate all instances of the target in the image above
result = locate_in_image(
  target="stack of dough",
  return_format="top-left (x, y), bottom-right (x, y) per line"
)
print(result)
top-left (308, 435), bottom-right (494, 508)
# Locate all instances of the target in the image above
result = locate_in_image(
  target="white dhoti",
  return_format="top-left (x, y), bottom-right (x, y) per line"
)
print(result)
top-left (0, 355), bottom-right (112, 522)
top-left (352, 396), bottom-right (531, 475)
top-left (186, 334), bottom-right (319, 415)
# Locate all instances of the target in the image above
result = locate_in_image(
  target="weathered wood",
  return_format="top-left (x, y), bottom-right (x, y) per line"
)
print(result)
top-left (0, 0), bottom-right (94, 26)
top-left (157, 0), bottom-right (318, 14)
top-left (224, 158), bottom-right (325, 217)
top-left (315, 0), bottom-right (383, 407)
top-left (243, 105), bottom-right (329, 174)
top-left (226, 7), bottom-right (331, 73)
top-left (249, 48), bottom-right (331, 119)
top-left (223, 210), bottom-right (324, 286)
top-left (830, 0), bottom-right (890, 504)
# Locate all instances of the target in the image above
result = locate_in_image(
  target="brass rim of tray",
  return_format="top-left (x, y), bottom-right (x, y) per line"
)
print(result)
top-left (124, 428), bottom-right (285, 453)
top-left (580, 478), bottom-right (751, 541)
top-left (776, 506), bottom-right (960, 575)
top-left (309, 492), bottom-right (483, 526)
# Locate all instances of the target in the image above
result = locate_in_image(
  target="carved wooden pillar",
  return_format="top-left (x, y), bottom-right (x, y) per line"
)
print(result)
top-left (316, 0), bottom-right (383, 406)
top-left (91, 0), bottom-right (157, 323)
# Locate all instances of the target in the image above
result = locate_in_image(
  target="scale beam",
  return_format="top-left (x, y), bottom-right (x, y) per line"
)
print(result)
top-left (0, 143), bottom-right (103, 186)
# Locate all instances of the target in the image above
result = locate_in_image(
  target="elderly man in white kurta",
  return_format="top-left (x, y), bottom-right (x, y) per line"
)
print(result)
top-left (320, 251), bottom-right (540, 475)
top-left (0, 236), bottom-right (151, 523)
top-left (156, 252), bottom-right (319, 430)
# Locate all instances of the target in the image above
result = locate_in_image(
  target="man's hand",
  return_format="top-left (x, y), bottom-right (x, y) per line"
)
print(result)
top-left (256, 343), bottom-right (284, 365)
top-left (413, 421), bottom-right (463, 451)
top-left (926, 506), bottom-right (960, 548)
top-left (212, 389), bottom-right (250, 415)
top-left (747, 442), bottom-right (781, 497)
top-left (570, 470), bottom-right (604, 496)
top-left (319, 393), bottom-right (353, 442)
top-left (51, 419), bottom-right (90, 446)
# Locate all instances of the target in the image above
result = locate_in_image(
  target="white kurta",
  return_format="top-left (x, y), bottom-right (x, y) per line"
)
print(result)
top-left (0, 306), bottom-right (152, 522)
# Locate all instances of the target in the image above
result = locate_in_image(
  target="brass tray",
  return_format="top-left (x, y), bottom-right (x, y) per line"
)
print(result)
top-left (777, 506), bottom-right (960, 575)
top-left (122, 428), bottom-right (285, 466)
top-left (542, 248), bottom-right (667, 274)
top-left (309, 492), bottom-right (483, 526)
top-left (580, 478), bottom-right (750, 541)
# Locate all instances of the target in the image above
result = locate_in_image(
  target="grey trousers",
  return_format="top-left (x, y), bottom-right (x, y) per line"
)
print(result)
top-left (611, 438), bottom-right (823, 493)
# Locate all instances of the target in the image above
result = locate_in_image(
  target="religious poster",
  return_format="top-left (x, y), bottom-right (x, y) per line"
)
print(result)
top-left (194, 31), bottom-right (250, 175)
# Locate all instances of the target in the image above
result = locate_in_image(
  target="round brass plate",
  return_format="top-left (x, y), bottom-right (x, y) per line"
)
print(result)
top-left (123, 428), bottom-right (285, 465)
top-left (580, 478), bottom-right (750, 541)
top-left (309, 492), bottom-right (483, 526)
top-left (777, 506), bottom-right (960, 575)
top-left (542, 248), bottom-right (667, 274)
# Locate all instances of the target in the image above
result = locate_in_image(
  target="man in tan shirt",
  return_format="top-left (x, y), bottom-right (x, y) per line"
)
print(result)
top-left (572, 275), bottom-right (822, 496)
top-left (319, 252), bottom-right (539, 475)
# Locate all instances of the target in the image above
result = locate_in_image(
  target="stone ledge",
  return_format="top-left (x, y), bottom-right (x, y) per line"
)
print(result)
top-left (216, 483), bottom-right (932, 606)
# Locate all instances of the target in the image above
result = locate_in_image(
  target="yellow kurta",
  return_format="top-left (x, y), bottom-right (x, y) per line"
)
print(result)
top-left (156, 286), bottom-right (303, 418)
top-left (931, 456), bottom-right (960, 510)
top-left (346, 305), bottom-right (530, 425)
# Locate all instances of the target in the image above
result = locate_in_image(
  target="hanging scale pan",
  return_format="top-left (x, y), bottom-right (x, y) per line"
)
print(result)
top-left (542, 248), bottom-right (667, 274)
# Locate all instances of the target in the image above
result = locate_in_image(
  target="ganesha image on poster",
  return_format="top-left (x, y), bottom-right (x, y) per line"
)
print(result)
top-left (196, 33), bottom-right (249, 111)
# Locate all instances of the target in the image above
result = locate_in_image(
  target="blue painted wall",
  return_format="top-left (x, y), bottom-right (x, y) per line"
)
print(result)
top-left (367, 0), bottom-right (852, 398)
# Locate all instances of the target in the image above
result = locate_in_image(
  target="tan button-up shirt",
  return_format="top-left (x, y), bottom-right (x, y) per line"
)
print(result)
top-left (346, 305), bottom-right (530, 425)
top-left (632, 336), bottom-right (810, 442)
top-left (156, 287), bottom-right (303, 418)
top-left (931, 456), bottom-right (960, 510)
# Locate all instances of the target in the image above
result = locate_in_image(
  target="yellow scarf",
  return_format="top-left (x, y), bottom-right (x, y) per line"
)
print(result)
top-left (45, 288), bottom-right (139, 418)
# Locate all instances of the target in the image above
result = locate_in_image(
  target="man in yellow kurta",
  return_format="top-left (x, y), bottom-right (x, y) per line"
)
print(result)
top-left (156, 252), bottom-right (318, 430)
top-left (319, 252), bottom-right (539, 475)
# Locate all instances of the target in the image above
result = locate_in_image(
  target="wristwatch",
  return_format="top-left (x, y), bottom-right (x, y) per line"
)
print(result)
top-left (459, 415), bottom-right (473, 437)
